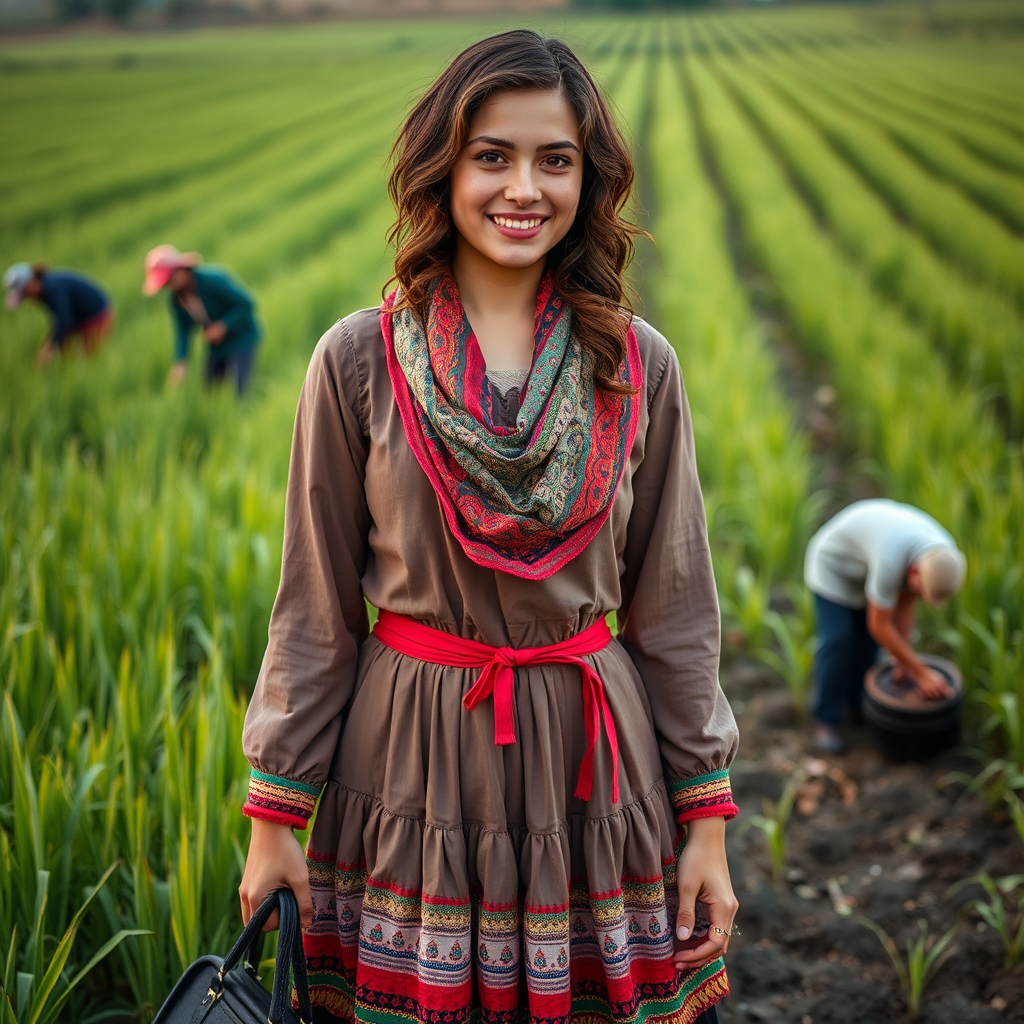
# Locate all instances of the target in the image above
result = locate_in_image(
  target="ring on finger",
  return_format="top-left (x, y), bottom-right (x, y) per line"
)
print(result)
top-left (712, 926), bottom-right (740, 937)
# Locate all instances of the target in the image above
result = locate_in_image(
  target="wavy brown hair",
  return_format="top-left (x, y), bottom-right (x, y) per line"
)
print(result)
top-left (387, 30), bottom-right (642, 393)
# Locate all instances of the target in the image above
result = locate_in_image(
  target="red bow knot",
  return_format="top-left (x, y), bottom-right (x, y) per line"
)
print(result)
top-left (374, 610), bottom-right (619, 803)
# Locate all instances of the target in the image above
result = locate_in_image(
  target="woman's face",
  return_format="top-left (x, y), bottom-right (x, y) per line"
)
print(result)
top-left (449, 87), bottom-right (583, 274)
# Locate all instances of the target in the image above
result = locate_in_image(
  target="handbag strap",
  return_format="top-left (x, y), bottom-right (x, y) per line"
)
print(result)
top-left (285, 896), bottom-right (312, 1024)
top-left (217, 889), bottom-right (313, 1023)
top-left (270, 890), bottom-right (313, 1024)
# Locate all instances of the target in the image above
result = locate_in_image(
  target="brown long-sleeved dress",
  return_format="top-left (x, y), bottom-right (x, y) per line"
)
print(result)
top-left (242, 307), bottom-right (739, 1024)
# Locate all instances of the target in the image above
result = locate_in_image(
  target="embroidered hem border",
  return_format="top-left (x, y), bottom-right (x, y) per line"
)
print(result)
top-left (668, 770), bottom-right (738, 825)
top-left (243, 768), bottom-right (320, 829)
top-left (304, 953), bottom-right (727, 1024)
top-left (302, 842), bottom-right (729, 1024)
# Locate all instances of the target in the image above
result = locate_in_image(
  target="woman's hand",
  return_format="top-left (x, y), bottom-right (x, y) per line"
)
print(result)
top-left (673, 816), bottom-right (739, 972)
top-left (239, 819), bottom-right (314, 932)
top-left (204, 321), bottom-right (227, 344)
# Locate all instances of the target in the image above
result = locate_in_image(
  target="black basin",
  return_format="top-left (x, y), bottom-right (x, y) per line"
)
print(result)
top-left (863, 656), bottom-right (963, 762)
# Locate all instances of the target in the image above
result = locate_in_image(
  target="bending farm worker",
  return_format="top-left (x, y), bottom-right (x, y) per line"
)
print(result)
top-left (4, 261), bottom-right (113, 366)
top-left (237, 30), bottom-right (739, 1024)
top-left (805, 498), bottom-right (966, 754)
top-left (143, 244), bottom-right (262, 395)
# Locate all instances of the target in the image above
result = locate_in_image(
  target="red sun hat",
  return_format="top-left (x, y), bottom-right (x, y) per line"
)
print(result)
top-left (143, 244), bottom-right (200, 296)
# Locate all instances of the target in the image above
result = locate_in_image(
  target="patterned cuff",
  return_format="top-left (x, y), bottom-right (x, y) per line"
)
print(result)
top-left (668, 769), bottom-right (738, 824)
top-left (243, 769), bottom-right (321, 830)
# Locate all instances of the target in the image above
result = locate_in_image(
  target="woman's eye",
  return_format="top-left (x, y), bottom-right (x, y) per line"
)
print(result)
top-left (476, 151), bottom-right (506, 164)
top-left (544, 155), bottom-right (572, 169)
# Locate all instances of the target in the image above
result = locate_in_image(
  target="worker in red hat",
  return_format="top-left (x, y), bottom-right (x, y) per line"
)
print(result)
top-left (143, 244), bottom-right (262, 394)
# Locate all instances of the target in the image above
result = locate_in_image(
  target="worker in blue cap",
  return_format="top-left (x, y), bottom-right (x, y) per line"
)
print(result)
top-left (4, 261), bottom-right (113, 366)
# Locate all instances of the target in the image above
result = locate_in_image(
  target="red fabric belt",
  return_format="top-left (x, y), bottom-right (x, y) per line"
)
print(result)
top-left (372, 609), bottom-right (619, 804)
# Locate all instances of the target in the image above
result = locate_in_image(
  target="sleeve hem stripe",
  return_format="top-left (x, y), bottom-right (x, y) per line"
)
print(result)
top-left (249, 768), bottom-right (321, 796)
top-left (242, 802), bottom-right (310, 830)
top-left (678, 802), bottom-right (739, 824)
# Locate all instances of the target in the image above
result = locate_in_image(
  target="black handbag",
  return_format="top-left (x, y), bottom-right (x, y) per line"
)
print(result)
top-left (152, 888), bottom-right (313, 1024)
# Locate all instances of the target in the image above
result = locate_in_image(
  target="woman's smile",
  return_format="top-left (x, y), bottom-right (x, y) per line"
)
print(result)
top-left (487, 213), bottom-right (550, 237)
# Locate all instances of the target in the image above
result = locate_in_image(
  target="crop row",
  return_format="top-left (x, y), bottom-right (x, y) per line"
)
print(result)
top-left (702, 17), bottom-right (1024, 308)
top-left (811, 48), bottom-right (1024, 177)
top-left (788, 47), bottom-right (1024, 234)
top-left (643, 41), bottom-right (814, 588)
top-left (2, 14), bottom-right (1021, 1019)
top-left (708, 54), bottom-right (1024, 431)
top-left (680, 27), bottom-right (1023, 763)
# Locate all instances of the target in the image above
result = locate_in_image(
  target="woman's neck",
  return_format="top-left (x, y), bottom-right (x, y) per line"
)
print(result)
top-left (452, 244), bottom-right (545, 372)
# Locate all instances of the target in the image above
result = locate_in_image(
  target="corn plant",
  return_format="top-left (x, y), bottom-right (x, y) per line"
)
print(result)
top-left (857, 917), bottom-right (958, 1020)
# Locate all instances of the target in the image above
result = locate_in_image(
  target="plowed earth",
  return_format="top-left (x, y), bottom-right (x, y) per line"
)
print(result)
top-left (718, 660), bottom-right (1021, 1024)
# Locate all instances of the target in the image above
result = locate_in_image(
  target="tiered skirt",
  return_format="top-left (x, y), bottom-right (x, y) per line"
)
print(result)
top-left (301, 636), bottom-right (728, 1024)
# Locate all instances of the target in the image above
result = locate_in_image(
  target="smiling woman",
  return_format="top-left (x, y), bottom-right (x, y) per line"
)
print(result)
top-left (387, 31), bottom-right (640, 393)
top-left (237, 29), bottom-right (739, 1024)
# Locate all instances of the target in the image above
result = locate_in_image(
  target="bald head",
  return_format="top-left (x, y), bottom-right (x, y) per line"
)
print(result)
top-left (915, 546), bottom-right (966, 606)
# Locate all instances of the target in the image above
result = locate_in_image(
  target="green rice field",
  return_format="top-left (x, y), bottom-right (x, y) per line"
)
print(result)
top-left (1, 4), bottom-right (1022, 1020)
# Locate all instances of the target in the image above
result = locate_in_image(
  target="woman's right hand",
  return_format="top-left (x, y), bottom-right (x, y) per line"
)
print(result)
top-left (239, 819), bottom-right (314, 931)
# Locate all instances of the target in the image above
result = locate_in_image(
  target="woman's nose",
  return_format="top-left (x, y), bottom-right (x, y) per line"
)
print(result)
top-left (504, 162), bottom-right (542, 206)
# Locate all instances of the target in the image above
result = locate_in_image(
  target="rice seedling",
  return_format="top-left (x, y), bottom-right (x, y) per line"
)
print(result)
top-left (1009, 794), bottom-right (1024, 846)
top-left (753, 598), bottom-right (819, 722)
top-left (857, 918), bottom-right (958, 1019)
top-left (955, 874), bottom-right (1024, 971)
top-left (742, 776), bottom-right (800, 886)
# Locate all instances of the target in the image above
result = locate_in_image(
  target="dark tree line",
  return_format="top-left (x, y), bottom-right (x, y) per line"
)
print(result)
top-left (573, 0), bottom-right (719, 9)
top-left (54, 0), bottom-right (139, 22)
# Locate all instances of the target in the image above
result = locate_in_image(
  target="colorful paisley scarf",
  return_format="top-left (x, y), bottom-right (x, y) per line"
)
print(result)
top-left (381, 273), bottom-right (643, 580)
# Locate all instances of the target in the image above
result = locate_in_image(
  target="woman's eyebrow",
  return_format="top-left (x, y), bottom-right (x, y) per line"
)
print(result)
top-left (466, 136), bottom-right (580, 153)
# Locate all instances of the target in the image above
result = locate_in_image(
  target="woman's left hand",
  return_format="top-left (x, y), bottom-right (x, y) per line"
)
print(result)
top-left (672, 815), bottom-right (739, 972)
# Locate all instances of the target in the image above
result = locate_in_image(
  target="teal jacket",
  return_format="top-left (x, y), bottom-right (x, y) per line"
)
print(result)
top-left (170, 266), bottom-right (261, 362)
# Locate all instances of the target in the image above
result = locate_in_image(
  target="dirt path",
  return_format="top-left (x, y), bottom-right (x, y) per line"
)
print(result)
top-left (718, 658), bottom-right (1021, 1024)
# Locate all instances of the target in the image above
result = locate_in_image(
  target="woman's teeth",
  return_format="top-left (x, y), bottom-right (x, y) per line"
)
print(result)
top-left (492, 216), bottom-right (544, 229)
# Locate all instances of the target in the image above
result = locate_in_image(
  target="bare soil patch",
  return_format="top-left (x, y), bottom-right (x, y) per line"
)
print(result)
top-left (718, 659), bottom-right (1021, 1024)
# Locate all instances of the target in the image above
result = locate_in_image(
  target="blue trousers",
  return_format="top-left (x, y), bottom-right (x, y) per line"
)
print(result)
top-left (811, 593), bottom-right (879, 726)
top-left (206, 345), bottom-right (257, 396)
